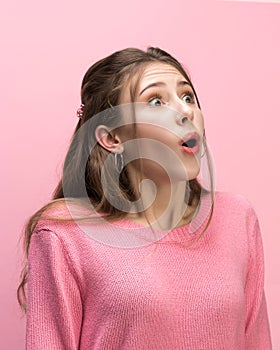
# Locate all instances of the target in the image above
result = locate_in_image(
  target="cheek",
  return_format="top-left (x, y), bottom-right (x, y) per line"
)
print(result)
top-left (134, 126), bottom-right (180, 162)
top-left (135, 125), bottom-right (176, 146)
top-left (124, 125), bottom-right (179, 170)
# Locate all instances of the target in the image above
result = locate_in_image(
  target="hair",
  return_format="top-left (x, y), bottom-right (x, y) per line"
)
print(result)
top-left (17, 47), bottom-right (215, 313)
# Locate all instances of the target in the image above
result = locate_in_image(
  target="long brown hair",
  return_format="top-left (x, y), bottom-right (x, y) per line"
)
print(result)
top-left (17, 47), bottom-right (215, 313)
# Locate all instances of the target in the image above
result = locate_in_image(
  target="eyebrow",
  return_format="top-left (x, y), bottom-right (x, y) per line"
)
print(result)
top-left (139, 80), bottom-right (191, 96)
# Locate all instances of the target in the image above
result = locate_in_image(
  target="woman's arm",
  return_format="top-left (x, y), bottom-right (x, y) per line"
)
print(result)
top-left (244, 209), bottom-right (272, 349)
top-left (26, 228), bottom-right (83, 350)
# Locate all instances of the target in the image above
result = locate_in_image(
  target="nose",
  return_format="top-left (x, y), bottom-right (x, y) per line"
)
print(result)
top-left (175, 103), bottom-right (194, 125)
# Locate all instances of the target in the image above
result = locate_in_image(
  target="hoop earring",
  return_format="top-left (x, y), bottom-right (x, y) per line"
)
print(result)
top-left (114, 153), bottom-right (124, 172)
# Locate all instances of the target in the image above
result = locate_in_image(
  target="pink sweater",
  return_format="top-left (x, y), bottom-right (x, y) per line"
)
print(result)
top-left (26, 191), bottom-right (272, 349)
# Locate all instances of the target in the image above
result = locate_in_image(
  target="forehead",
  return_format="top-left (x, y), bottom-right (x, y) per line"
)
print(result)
top-left (139, 62), bottom-right (185, 85)
top-left (120, 62), bottom-right (187, 103)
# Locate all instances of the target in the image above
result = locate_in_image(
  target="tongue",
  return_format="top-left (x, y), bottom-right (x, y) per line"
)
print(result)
top-left (183, 138), bottom-right (196, 148)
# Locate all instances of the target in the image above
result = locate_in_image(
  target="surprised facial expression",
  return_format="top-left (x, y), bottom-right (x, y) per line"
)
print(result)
top-left (118, 62), bottom-right (205, 184)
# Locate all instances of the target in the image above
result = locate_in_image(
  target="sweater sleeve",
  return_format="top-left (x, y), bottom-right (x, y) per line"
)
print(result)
top-left (244, 209), bottom-right (272, 349)
top-left (26, 228), bottom-right (83, 350)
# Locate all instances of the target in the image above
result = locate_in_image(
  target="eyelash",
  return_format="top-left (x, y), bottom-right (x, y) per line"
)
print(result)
top-left (148, 94), bottom-right (164, 106)
top-left (148, 92), bottom-right (195, 106)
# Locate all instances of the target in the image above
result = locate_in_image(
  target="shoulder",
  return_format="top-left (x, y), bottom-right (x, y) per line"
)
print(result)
top-left (214, 190), bottom-right (257, 215)
top-left (211, 190), bottom-right (260, 231)
top-left (211, 191), bottom-right (262, 257)
top-left (32, 198), bottom-right (97, 244)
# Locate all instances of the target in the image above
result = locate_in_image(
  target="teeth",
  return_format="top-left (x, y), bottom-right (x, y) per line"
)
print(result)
top-left (182, 138), bottom-right (196, 148)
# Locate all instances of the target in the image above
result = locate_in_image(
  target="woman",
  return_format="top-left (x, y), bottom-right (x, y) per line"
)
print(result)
top-left (17, 47), bottom-right (272, 349)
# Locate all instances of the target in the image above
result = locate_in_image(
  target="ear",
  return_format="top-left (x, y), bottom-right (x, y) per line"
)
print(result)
top-left (95, 125), bottom-right (124, 153)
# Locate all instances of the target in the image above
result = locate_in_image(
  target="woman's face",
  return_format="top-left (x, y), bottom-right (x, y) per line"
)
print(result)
top-left (119, 62), bottom-right (205, 184)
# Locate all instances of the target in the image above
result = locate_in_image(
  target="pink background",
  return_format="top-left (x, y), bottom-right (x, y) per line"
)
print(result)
top-left (1, 0), bottom-right (279, 348)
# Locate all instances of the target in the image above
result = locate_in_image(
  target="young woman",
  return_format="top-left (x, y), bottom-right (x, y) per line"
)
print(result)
top-left (17, 47), bottom-right (272, 349)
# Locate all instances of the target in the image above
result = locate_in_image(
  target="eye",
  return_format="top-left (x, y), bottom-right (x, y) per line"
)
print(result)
top-left (182, 93), bottom-right (195, 104)
top-left (148, 95), bottom-right (163, 107)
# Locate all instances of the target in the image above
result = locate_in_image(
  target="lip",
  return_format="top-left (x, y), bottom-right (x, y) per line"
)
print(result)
top-left (179, 132), bottom-right (200, 155)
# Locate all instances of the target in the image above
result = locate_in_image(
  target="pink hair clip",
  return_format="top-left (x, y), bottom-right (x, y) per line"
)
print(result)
top-left (76, 103), bottom-right (85, 120)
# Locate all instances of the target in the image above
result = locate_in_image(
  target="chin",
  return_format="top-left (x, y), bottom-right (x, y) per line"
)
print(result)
top-left (184, 163), bottom-right (200, 179)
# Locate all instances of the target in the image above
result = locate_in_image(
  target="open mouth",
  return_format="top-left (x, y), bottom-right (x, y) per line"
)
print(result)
top-left (180, 132), bottom-right (200, 155)
top-left (182, 138), bottom-right (197, 148)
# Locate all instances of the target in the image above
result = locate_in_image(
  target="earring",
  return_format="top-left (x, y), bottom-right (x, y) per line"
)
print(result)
top-left (114, 153), bottom-right (124, 172)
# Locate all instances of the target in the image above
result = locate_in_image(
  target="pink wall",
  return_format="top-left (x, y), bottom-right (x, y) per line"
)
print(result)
top-left (1, 0), bottom-right (279, 348)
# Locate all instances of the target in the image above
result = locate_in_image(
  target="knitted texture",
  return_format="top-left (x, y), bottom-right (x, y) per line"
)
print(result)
top-left (26, 191), bottom-right (272, 349)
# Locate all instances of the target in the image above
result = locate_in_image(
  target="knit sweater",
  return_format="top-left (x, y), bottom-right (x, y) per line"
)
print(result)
top-left (26, 191), bottom-right (272, 349)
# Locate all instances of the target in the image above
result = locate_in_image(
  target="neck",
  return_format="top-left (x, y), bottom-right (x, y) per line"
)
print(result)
top-left (127, 179), bottom-right (198, 230)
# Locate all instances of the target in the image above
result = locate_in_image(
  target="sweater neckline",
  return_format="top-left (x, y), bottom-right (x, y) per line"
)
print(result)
top-left (110, 201), bottom-right (212, 245)
top-left (114, 191), bottom-right (213, 233)
top-left (72, 192), bottom-right (214, 248)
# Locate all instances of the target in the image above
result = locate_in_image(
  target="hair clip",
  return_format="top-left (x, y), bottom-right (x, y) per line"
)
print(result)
top-left (76, 103), bottom-right (85, 120)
